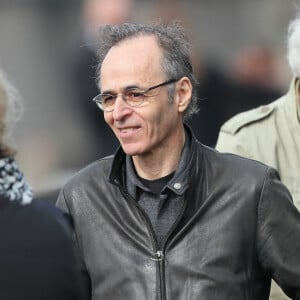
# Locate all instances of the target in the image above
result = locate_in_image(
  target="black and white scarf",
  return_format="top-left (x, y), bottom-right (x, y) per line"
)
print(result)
top-left (0, 157), bottom-right (33, 205)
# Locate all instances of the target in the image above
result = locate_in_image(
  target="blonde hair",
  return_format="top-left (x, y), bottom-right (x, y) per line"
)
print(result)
top-left (0, 69), bottom-right (23, 157)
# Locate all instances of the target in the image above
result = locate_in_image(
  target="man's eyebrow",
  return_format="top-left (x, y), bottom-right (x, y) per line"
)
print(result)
top-left (101, 84), bottom-right (142, 94)
top-left (125, 85), bottom-right (140, 90)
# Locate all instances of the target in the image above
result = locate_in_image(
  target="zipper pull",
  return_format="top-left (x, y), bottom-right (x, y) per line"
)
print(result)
top-left (151, 250), bottom-right (164, 261)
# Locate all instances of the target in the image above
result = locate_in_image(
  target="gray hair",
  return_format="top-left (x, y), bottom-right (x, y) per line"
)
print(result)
top-left (96, 21), bottom-right (199, 120)
top-left (0, 68), bottom-right (23, 157)
top-left (287, 14), bottom-right (300, 77)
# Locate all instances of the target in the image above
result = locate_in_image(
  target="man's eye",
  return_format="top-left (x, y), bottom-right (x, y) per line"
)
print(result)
top-left (127, 90), bottom-right (144, 99)
top-left (101, 94), bottom-right (115, 102)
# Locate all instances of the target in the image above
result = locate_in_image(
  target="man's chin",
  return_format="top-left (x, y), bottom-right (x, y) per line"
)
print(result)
top-left (121, 145), bottom-right (140, 156)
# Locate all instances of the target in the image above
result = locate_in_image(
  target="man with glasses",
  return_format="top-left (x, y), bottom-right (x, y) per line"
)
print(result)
top-left (57, 22), bottom-right (300, 299)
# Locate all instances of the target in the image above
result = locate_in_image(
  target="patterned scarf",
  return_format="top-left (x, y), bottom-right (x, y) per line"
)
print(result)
top-left (0, 157), bottom-right (33, 205)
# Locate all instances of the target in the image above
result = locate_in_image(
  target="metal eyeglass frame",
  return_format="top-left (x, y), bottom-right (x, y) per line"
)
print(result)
top-left (92, 78), bottom-right (179, 112)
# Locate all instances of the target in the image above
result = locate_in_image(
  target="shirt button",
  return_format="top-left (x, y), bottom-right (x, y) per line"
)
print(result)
top-left (174, 183), bottom-right (181, 190)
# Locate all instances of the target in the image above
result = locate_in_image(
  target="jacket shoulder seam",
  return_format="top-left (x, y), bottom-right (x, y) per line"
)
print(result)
top-left (220, 105), bottom-right (275, 135)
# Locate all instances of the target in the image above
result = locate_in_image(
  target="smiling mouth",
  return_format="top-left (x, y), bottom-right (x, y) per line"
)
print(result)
top-left (119, 127), bottom-right (140, 133)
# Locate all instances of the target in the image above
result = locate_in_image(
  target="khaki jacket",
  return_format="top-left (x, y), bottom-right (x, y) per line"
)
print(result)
top-left (216, 78), bottom-right (300, 300)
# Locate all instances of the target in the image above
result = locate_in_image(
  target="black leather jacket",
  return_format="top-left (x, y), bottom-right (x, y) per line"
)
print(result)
top-left (57, 132), bottom-right (300, 300)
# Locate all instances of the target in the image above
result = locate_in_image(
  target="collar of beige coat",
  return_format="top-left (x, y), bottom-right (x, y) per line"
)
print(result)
top-left (296, 78), bottom-right (300, 119)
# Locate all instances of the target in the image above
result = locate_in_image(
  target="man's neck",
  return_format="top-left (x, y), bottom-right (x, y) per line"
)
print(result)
top-left (132, 130), bottom-right (185, 180)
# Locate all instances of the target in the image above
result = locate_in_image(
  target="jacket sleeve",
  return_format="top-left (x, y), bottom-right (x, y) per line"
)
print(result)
top-left (257, 168), bottom-right (300, 299)
top-left (56, 188), bottom-right (70, 213)
top-left (56, 189), bottom-right (92, 300)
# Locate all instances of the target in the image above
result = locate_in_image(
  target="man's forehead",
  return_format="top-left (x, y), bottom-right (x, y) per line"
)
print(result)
top-left (103, 35), bottom-right (160, 62)
top-left (100, 35), bottom-right (163, 84)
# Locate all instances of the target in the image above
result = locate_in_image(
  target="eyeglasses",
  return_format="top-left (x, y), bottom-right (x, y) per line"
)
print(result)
top-left (92, 78), bottom-right (179, 112)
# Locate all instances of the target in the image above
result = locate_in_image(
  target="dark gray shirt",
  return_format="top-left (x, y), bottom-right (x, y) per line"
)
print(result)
top-left (126, 131), bottom-right (191, 249)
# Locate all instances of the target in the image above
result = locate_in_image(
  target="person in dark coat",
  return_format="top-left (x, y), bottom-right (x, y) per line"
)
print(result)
top-left (0, 68), bottom-right (90, 299)
top-left (57, 22), bottom-right (300, 299)
top-left (0, 195), bottom-right (90, 300)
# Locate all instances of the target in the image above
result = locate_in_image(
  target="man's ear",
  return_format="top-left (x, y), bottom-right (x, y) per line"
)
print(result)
top-left (175, 77), bottom-right (192, 113)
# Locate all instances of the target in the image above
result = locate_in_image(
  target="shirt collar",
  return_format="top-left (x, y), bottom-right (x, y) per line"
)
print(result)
top-left (126, 128), bottom-right (192, 199)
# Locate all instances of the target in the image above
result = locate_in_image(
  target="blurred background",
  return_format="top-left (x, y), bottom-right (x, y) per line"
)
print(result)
top-left (0, 0), bottom-right (296, 200)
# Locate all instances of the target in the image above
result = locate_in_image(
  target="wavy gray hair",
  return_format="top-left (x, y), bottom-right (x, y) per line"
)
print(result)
top-left (96, 21), bottom-right (199, 120)
top-left (287, 15), bottom-right (300, 77)
top-left (0, 68), bottom-right (23, 157)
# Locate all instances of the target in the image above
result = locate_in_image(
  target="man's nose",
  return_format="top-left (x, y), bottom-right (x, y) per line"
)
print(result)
top-left (112, 94), bottom-right (132, 120)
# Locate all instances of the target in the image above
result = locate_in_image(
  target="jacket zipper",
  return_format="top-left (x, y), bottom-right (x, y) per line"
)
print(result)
top-left (119, 187), bottom-right (166, 300)
top-left (159, 197), bottom-right (188, 300)
top-left (118, 183), bottom-right (188, 300)
top-left (156, 251), bottom-right (165, 300)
